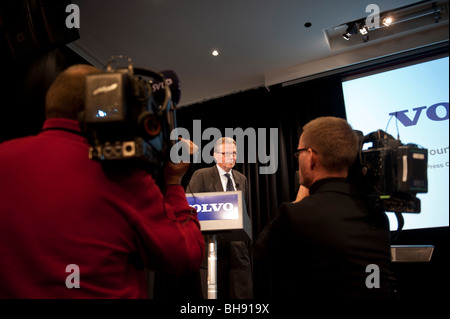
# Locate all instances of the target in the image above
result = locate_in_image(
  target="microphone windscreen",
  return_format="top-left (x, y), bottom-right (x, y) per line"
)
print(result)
top-left (152, 69), bottom-right (181, 106)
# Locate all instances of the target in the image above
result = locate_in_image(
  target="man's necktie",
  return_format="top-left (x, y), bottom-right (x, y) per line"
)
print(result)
top-left (224, 173), bottom-right (235, 191)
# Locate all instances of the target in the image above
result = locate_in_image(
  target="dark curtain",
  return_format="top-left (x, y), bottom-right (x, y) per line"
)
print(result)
top-left (0, 47), bottom-right (89, 142)
top-left (159, 75), bottom-right (347, 298)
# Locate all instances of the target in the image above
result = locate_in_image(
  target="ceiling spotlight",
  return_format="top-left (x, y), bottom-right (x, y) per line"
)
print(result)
top-left (211, 50), bottom-right (219, 57)
top-left (342, 23), bottom-right (357, 40)
top-left (358, 23), bottom-right (369, 35)
top-left (382, 16), bottom-right (394, 26)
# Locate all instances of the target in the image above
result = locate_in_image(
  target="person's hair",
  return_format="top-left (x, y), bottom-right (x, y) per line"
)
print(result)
top-left (301, 116), bottom-right (358, 173)
top-left (45, 64), bottom-right (102, 120)
top-left (214, 137), bottom-right (236, 153)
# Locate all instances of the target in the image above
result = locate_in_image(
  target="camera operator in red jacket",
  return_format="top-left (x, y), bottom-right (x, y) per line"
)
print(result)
top-left (0, 64), bottom-right (204, 298)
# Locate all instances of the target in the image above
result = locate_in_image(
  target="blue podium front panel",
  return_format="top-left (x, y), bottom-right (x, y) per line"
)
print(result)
top-left (188, 193), bottom-right (239, 221)
top-left (186, 191), bottom-right (252, 241)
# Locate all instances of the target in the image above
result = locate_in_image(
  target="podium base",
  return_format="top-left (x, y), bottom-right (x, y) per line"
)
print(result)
top-left (207, 235), bottom-right (218, 299)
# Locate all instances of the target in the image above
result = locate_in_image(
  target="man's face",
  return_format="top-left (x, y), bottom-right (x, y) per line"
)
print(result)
top-left (214, 143), bottom-right (237, 172)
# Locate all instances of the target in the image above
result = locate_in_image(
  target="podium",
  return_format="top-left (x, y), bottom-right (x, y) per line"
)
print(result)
top-left (186, 191), bottom-right (252, 299)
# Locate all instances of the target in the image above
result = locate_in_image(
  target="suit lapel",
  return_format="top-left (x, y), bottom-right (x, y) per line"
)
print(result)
top-left (210, 166), bottom-right (224, 192)
top-left (231, 171), bottom-right (240, 189)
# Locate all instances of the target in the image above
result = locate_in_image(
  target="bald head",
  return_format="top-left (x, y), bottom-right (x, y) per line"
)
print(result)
top-left (45, 64), bottom-right (102, 120)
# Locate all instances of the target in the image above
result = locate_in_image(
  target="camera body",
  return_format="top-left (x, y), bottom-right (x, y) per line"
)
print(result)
top-left (350, 130), bottom-right (428, 213)
top-left (79, 56), bottom-right (175, 174)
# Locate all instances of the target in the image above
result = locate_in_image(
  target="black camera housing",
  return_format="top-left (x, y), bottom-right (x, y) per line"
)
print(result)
top-left (79, 57), bottom-right (175, 176)
top-left (349, 130), bottom-right (428, 213)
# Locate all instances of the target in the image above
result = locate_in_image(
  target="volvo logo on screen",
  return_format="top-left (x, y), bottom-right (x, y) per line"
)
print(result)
top-left (389, 102), bottom-right (449, 127)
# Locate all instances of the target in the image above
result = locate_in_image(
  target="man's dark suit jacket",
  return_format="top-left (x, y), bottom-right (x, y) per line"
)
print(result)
top-left (253, 177), bottom-right (393, 300)
top-left (186, 165), bottom-right (253, 299)
top-left (186, 165), bottom-right (249, 214)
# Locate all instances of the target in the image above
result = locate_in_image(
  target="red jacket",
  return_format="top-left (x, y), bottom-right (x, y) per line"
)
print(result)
top-left (0, 118), bottom-right (204, 298)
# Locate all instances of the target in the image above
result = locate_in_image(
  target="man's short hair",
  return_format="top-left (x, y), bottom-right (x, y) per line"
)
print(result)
top-left (214, 137), bottom-right (236, 153)
top-left (45, 64), bottom-right (102, 120)
top-left (301, 116), bottom-right (358, 173)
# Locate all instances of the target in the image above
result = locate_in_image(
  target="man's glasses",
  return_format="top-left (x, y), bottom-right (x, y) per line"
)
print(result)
top-left (293, 148), bottom-right (312, 159)
top-left (220, 152), bottom-right (237, 157)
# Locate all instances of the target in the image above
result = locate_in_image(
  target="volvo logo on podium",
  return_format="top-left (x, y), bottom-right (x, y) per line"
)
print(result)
top-left (189, 193), bottom-right (238, 220)
top-left (186, 191), bottom-right (252, 241)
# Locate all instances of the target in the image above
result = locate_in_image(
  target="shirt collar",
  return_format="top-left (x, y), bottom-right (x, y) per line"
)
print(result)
top-left (216, 164), bottom-right (232, 176)
top-left (309, 177), bottom-right (348, 195)
top-left (42, 118), bottom-right (82, 133)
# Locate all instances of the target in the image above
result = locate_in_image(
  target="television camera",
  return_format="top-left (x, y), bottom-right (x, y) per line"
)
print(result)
top-left (349, 129), bottom-right (428, 235)
top-left (79, 55), bottom-right (180, 180)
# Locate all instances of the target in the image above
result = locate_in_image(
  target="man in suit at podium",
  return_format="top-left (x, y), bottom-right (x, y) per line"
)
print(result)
top-left (186, 137), bottom-right (253, 299)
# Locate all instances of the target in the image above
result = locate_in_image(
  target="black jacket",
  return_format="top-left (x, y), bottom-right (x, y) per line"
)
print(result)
top-left (254, 177), bottom-right (393, 300)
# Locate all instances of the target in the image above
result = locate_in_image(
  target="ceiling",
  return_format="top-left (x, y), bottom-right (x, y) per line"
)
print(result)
top-left (69, 0), bottom-right (447, 107)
